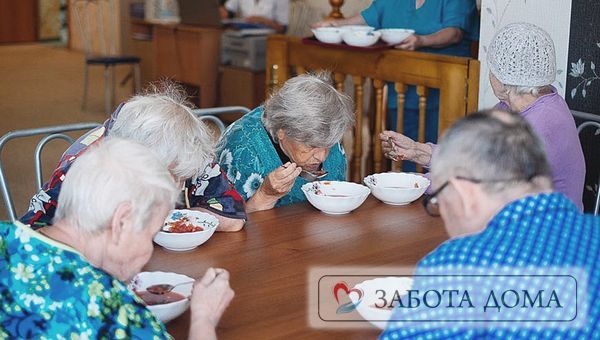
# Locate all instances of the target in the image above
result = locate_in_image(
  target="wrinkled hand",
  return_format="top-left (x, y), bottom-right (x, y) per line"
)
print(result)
top-left (380, 131), bottom-right (432, 165)
top-left (260, 162), bottom-right (302, 198)
top-left (395, 34), bottom-right (423, 51)
top-left (190, 268), bottom-right (235, 328)
top-left (311, 19), bottom-right (342, 28)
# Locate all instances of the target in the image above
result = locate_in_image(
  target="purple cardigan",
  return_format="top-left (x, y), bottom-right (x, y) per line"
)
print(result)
top-left (426, 88), bottom-right (585, 210)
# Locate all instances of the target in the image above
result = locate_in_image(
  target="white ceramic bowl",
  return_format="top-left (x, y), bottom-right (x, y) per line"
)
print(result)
top-left (378, 28), bottom-right (415, 45)
top-left (129, 271), bottom-right (194, 323)
top-left (364, 172), bottom-right (430, 205)
top-left (342, 30), bottom-right (381, 47)
top-left (153, 209), bottom-right (219, 251)
top-left (350, 277), bottom-right (413, 329)
top-left (301, 181), bottom-right (370, 214)
top-left (312, 27), bottom-right (343, 44)
top-left (338, 25), bottom-right (375, 33)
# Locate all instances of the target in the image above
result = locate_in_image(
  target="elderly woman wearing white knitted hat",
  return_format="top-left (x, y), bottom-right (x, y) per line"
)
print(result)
top-left (379, 22), bottom-right (586, 210)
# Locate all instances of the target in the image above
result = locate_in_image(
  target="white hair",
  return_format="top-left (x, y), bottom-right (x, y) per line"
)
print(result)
top-left (110, 82), bottom-right (214, 179)
top-left (262, 73), bottom-right (355, 148)
top-left (54, 138), bottom-right (179, 234)
top-left (505, 84), bottom-right (553, 98)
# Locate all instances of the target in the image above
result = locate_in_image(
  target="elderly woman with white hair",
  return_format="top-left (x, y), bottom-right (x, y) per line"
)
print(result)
top-left (381, 22), bottom-right (586, 210)
top-left (216, 74), bottom-right (355, 212)
top-left (0, 138), bottom-right (234, 339)
top-left (21, 84), bottom-right (247, 231)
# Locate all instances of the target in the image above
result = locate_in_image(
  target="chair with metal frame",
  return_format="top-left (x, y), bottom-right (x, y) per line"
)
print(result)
top-left (72, 0), bottom-right (142, 115)
top-left (0, 123), bottom-right (102, 222)
top-left (577, 121), bottom-right (600, 215)
top-left (192, 106), bottom-right (251, 137)
top-left (1, 107), bottom-right (249, 222)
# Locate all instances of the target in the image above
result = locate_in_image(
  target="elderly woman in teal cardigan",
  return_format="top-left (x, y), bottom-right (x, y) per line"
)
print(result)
top-left (215, 74), bottom-right (355, 212)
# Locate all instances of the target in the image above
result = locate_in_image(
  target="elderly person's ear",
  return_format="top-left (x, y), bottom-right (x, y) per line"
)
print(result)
top-left (276, 129), bottom-right (286, 142)
top-left (488, 72), bottom-right (510, 101)
top-left (447, 178), bottom-right (485, 219)
top-left (109, 202), bottom-right (134, 245)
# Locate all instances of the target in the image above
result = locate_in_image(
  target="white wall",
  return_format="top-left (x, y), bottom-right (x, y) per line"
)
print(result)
top-left (478, 0), bottom-right (573, 109)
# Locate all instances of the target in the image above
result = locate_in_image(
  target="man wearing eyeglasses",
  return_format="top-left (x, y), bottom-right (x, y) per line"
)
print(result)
top-left (381, 110), bottom-right (599, 338)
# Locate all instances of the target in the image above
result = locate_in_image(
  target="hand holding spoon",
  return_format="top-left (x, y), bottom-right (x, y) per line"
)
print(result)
top-left (146, 280), bottom-right (195, 295)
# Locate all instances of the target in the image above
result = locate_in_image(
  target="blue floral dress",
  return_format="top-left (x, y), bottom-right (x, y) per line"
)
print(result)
top-left (0, 222), bottom-right (170, 339)
top-left (215, 107), bottom-right (347, 207)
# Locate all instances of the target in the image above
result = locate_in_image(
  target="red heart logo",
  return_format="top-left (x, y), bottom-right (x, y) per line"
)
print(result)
top-left (333, 282), bottom-right (363, 304)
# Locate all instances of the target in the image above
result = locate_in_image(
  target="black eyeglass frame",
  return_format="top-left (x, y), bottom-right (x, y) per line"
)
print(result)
top-left (422, 175), bottom-right (538, 217)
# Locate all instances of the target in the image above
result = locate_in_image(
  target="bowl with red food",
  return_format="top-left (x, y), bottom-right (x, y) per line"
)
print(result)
top-left (153, 209), bottom-right (219, 251)
top-left (129, 271), bottom-right (194, 323)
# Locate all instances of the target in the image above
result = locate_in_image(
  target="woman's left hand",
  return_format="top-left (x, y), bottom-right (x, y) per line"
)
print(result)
top-left (395, 34), bottom-right (423, 51)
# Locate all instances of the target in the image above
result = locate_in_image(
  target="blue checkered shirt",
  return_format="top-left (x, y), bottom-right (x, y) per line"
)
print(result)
top-left (381, 193), bottom-right (600, 339)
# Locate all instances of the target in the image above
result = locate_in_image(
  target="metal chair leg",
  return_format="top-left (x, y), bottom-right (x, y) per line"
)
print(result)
top-left (133, 63), bottom-right (141, 94)
top-left (82, 63), bottom-right (89, 110)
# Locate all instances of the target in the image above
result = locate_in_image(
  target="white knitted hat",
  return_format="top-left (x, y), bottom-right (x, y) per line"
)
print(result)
top-left (487, 23), bottom-right (556, 87)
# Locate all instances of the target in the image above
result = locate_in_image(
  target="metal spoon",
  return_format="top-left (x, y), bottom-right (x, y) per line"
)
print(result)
top-left (282, 162), bottom-right (328, 182)
top-left (300, 170), bottom-right (328, 182)
top-left (387, 136), bottom-right (401, 162)
top-left (299, 164), bottom-right (328, 182)
top-left (146, 280), bottom-right (195, 295)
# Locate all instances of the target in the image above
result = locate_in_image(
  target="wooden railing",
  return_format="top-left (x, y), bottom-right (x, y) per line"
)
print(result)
top-left (266, 35), bottom-right (480, 182)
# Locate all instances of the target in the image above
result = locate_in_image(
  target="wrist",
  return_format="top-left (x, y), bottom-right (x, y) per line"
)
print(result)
top-left (414, 34), bottom-right (426, 49)
top-left (247, 188), bottom-right (279, 212)
top-left (189, 316), bottom-right (217, 340)
top-left (414, 142), bottom-right (433, 166)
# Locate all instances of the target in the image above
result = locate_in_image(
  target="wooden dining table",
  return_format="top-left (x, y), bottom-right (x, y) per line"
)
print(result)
top-left (144, 197), bottom-right (449, 339)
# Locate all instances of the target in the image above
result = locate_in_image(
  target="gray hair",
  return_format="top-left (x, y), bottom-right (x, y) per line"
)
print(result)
top-left (54, 138), bottom-right (179, 234)
top-left (505, 84), bottom-right (553, 98)
top-left (431, 110), bottom-right (552, 194)
top-left (262, 73), bottom-right (355, 148)
top-left (110, 81), bottom-right (213, 179)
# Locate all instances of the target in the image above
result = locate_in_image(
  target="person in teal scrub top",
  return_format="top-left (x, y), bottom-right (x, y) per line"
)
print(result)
top-left (314, 0), bottom-right (479, 171)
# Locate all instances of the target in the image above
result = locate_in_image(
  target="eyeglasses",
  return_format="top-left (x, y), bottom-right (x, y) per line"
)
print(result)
top-left (422, 175), bottom-right (537, 217)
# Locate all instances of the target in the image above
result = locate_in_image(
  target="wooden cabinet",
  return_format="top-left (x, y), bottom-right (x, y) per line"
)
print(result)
top-left (218, 66), bottom-right (265, 122)
top-left (153, 24), bottom-right (221, 107)
top-left (0, 0), bottom-right (38, 43)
